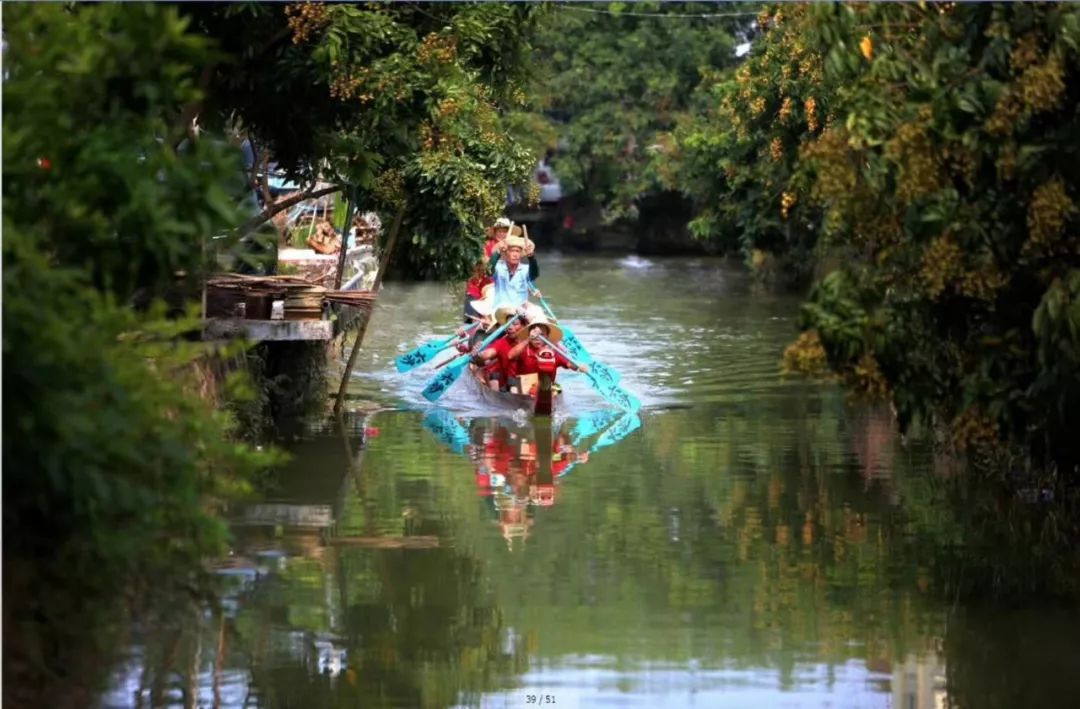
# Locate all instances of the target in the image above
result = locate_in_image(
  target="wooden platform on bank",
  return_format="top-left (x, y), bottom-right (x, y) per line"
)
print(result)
top-left (204, 318), bottom-right (334, 342)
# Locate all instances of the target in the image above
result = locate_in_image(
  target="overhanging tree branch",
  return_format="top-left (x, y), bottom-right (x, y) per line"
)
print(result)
top-left (238, 183), bottom-right (344, 236)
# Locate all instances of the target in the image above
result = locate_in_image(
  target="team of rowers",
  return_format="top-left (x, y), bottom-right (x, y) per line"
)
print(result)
top-left (458, 217), bottom-right (589, 395)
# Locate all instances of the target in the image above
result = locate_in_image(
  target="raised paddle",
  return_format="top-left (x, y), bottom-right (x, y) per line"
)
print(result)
top-left (421, 315), bottom-right (520, 402)
top-left (395, 322), bottom-right (480, 373)
top-left (536, 335), bottom-right (641, 413)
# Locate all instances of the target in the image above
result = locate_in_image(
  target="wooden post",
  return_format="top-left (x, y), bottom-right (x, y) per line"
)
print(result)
top-left (333, 206), bottom-right (406, 413)
top-left (333, 187), bottom-right (358, 291)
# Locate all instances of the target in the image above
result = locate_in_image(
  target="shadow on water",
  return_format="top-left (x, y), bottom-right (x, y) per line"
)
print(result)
top-left (102, 257), bottom-right (1080, 708)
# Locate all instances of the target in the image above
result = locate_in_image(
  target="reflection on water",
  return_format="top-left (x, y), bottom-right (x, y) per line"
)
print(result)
top-left (423, 412), bottom-right (641, 551)
top-left (103, 257), bottom-right (1080, 708)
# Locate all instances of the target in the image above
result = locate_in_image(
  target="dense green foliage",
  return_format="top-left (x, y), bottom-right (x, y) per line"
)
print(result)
top-left (1, 5), bottom-right (275, 703)
top-left (183, 2), bottom-right (541, 280)
top-left (525, 2), bottom-right (745, 221)
top-left (1, 3), bottom-right (552, 701)
top-left (673, 5), bottom-right (825, 283)
top-left (677, 3), bottom-right (1080, 483)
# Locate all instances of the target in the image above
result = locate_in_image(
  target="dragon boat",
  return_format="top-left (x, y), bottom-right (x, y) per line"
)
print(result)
top-left (467, 358), bottom-right (563, 416)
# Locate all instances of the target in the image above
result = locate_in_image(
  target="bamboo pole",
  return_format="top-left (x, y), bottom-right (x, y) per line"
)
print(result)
top-left (333, 206), bottom-right (406, 413)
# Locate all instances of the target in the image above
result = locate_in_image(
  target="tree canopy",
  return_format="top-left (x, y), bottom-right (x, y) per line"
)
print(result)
top-left (182, 2), bottom-right (543, 280)
top-left (524, 2), bottom-right (747, 221)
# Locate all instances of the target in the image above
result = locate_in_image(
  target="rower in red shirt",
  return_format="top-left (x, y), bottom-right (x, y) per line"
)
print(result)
top-left (508, 312), bottom-right (588, 384)
top-left (470, 306), bottom-right (524, 391)
top-left (463, 264), bottom-right (493, 324)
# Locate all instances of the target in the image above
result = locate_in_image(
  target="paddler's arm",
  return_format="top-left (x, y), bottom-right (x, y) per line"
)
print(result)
top-left (471, 345), bottom-right (498, 365)
top-left (555, 349), bottom-right (587, 373)
top-left (527, 255), bottom-right (539, 281)
top-left (507, 338), bottom-right (530, 360)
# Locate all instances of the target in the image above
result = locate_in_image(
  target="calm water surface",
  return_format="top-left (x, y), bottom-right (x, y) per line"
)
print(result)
top-left (104, 255), bottom-right (1080, 708)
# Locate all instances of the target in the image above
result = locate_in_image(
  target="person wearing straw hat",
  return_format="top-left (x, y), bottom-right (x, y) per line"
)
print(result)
top-left (464, 218), bottom-right (524, 322)
top-left (458, 284), bottom-right (495, 350)
top-left (508, 311), bottom-right (588, 386)
top-left (470, 304), bottom-right (526, 391)
top-left (483, 217), bottom-right (523, 259)
top-left (490, 233), bottom-right (539, 310)
top-left (463, 260), bottom-right (493, 323)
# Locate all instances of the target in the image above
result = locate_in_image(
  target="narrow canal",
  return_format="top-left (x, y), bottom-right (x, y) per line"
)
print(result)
top-left (105, 255), bottom-right (1080, 708)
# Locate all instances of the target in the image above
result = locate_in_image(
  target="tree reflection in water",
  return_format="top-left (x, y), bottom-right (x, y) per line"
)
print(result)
top-left (103, 410), bottom-right (642, 708)
top-left (101, 402), bottom-right (1080, 708)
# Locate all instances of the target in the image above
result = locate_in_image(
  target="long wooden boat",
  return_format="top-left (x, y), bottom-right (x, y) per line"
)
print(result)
top-left (468, 364), bottom-right (562, 416)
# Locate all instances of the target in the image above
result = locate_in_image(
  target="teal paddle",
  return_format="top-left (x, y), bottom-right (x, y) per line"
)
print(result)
top-left (396, 322), bottom-right (479, 373)
top-left (528, 285), bottom-right (596, 367)
top-left (529, 292), bottom-right (629, 397)
top-left (557, 411), bottom-right (642, 480)
top-left (537, 335), bottom-right (640, 413)
top-left (421, 316), bottom-right (520, 402)
top-left (570, 409), bottom-right (621, 446)
top-left (549, 343), bottom-right (621, 390)
top-left (529, 287), bottom-right (622, 388)
top-left (422, 409), bottom-right (472, 453)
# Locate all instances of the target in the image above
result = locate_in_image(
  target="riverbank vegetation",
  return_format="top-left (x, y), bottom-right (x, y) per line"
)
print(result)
top-left (687, 3), bottom-right (1080, 595)
top-left (178, 1), bottom-right (540, 281)
top-left (690, 4), bottom-right (1080, 486)
top-left (3, 3), bottom-right (544, 704)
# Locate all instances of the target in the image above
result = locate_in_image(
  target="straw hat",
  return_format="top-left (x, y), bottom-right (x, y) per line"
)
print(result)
top-left (493, 305), bottom-right (518, 325)
top-left (516, 311), bottom-right (563, 344)
top-left (485, 218), bottom-right (523, 239)
top-left (494, 301), bottom-right (542, 326)
top-left (469, 283), bottom-right (496, 317)
top-left (504, 235), bottom-right (527, 250)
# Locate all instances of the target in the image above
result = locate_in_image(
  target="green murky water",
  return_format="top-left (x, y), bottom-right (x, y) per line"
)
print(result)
top-left (104, 256), bottom-right (1080, 708)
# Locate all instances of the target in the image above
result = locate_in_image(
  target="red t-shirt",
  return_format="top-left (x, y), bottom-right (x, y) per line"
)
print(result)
top-left (466, 274), bottom-right (492, 299)
top-left (484, 239), bottom-right (500, 260)
top-left (516, 343), bottom-right (572, 380)
top-left (490, 335), bottom-right (519, 382)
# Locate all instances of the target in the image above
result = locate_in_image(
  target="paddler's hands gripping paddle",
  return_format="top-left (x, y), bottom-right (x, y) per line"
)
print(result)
top-left (421, 316), bottom-right (520, 402)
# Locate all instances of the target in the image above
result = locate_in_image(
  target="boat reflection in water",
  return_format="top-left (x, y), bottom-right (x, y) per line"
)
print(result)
top-left (422, 408), bottom-right (642, 550)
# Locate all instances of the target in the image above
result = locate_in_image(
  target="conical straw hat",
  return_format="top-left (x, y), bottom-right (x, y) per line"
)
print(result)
top-left (515, 311), bottom-right (563, 345)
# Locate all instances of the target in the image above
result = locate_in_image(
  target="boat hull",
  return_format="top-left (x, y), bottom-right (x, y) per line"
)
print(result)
top-left (468, 365), bottom-right (560, 416)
